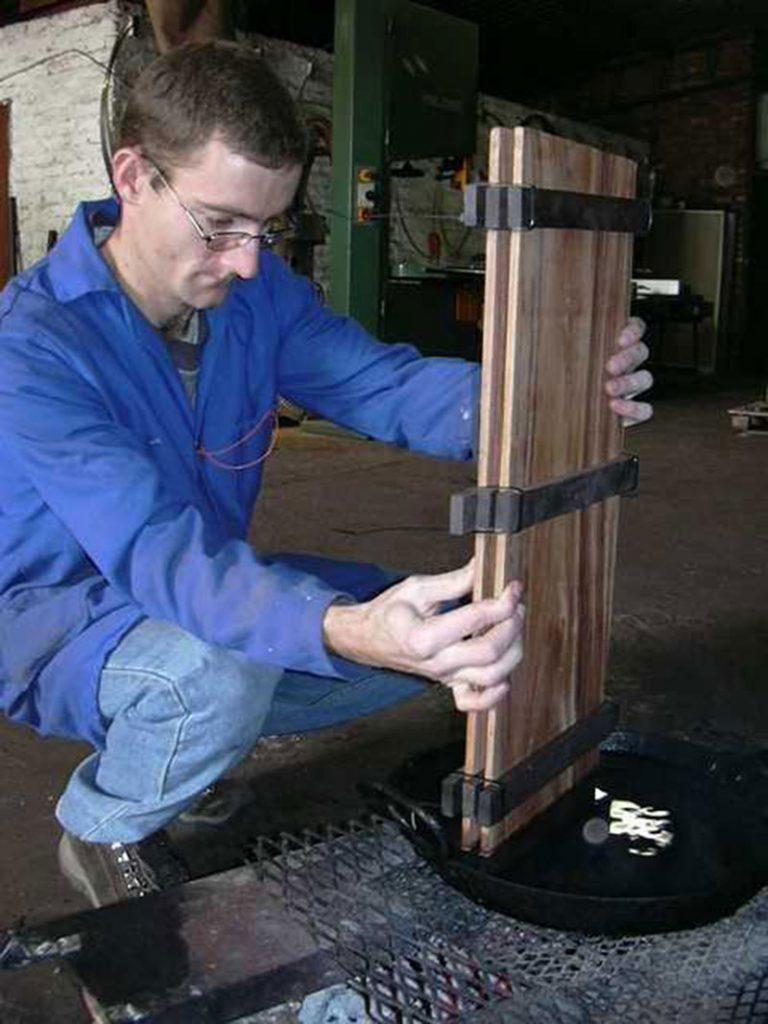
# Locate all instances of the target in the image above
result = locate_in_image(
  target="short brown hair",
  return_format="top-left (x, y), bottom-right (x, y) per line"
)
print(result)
top-left (119, 41), bottom-right (308, 171)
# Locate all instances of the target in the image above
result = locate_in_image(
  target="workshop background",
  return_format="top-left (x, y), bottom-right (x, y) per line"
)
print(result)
top-left (1, 1), bottom-right (766, 372)
top-left (0, 1), bottom-right (767, 1018)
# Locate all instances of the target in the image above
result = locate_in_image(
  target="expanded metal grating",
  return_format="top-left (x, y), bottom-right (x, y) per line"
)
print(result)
top-left (718, 971), bottom-right (768, 1024)
top-left (246, 816), bottom-right (768, 1023)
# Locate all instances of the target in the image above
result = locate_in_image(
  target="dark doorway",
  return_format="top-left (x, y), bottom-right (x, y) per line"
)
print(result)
top-left (0, 103), bottom-right (10, 290)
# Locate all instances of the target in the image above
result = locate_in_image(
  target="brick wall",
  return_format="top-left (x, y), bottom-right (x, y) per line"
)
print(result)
top-left (557, 36), bottom-right (754, 210)
top-left (534, 33), bottom-right (756, 356)
top-left (0, 1), bottom-right (119, 269)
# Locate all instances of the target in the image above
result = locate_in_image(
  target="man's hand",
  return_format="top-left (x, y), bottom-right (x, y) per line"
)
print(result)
top-left (322, 321), bottom-right (649, 715)
top-left (323, 559), bottom-right (525, 712)
top-left (606, 317), bottom-right (653, 426)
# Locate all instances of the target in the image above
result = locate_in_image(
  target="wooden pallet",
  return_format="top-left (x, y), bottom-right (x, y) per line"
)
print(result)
top-left (462, 127), bottom-right (637, 856)
top-left (728, 402), bottom-right (768, 435)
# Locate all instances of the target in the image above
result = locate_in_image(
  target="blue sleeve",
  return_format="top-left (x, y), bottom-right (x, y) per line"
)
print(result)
top-left (0, 331), bottom-right (352, 679)
top-left (263, 255), bottom-right (480, 461)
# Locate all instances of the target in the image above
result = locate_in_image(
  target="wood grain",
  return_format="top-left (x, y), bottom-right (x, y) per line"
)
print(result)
top-left (461, 127), bottom-right (636, 856)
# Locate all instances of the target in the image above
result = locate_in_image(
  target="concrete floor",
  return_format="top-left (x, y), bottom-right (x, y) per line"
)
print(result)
top-left (1, 377), bottom-right (767, 933)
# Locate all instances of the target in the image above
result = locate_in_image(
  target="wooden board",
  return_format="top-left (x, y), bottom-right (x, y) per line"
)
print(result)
top-left (462, 127), bottom-right (636, 856)
top-left (728, 402), bottom-right (768, 435)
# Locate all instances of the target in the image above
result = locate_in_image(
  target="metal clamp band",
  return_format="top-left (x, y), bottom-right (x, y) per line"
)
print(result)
top-left (441, 701), bottom-right (619, 826)
top-left (450, 454), bottom-right (639, 536)
top-left (462, 184), bottom-right (652, 235)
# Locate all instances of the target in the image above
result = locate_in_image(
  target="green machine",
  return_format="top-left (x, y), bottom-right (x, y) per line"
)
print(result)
top-left (329, 0), bottom-right (479, 335)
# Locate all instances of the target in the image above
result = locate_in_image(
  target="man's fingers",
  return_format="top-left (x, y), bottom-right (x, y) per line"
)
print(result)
top-left (605, 368), bottom-right (653, 399)
top-left (450, 680), bottom-right (509, 712)
top-left (409, 581), bottom-right (522, 659)
top-left (617, 316), bottom-right (646, 348)
top-left (442, 634), bottom-right (524, 690)
top-left (610, 397), bottom-right (653, 426)
top-left (443, 610), bottom-right (527, 709)
top-left (606, 339), bottom-right (650, 377)
top-left (427, 604), bottom-right (525, 676)
top-left (605, 321), bottom-right (653, 428)
top-left (403, 558), bottom-right (475, 611)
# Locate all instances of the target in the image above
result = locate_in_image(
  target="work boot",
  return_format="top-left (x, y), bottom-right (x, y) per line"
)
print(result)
top-left (58, 829), bottom-right (190, 908)
top-left (177, 780), bottom-right (253, 826)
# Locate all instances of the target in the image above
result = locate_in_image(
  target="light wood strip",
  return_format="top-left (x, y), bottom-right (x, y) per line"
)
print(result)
top-left (460, 128), bottom-right (515, 850)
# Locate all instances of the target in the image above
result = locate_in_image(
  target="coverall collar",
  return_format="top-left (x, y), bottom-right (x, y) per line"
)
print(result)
top-left (47, 197), bottom-right (123, 303)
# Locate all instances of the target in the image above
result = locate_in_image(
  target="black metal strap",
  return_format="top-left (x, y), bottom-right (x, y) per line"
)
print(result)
top-left (450, 454), bottom-right (638, 536)
top-left (462, 183), bottom-right (652, 235)
top-left (441, 769), bottom-right (484, 820)
top-left (441, 701), bottom-right (618, 826)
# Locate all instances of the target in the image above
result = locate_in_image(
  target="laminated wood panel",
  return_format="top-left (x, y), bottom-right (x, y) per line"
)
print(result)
top-left (462, 127), bottom-right (636, 856)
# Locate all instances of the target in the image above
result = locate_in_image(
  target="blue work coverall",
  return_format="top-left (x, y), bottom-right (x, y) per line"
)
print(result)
top-left (0, 198), bottom-right (479, 764)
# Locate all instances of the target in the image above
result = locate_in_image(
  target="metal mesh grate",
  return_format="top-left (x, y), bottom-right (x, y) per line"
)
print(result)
top-left (247, 816), bottom-right (768, 1023)
top-left (718, 971), bottom-right (768, 1024)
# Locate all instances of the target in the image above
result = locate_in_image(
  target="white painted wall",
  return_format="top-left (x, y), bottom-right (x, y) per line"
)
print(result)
top-left (0, 1), bottom-right (119, 269)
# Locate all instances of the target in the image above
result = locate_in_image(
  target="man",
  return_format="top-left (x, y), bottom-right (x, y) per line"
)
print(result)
top-left (0, 42), bottom-right (652, 907)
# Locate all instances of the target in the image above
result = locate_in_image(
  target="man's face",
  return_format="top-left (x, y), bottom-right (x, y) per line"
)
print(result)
top-left (133, 137), bottom-right (302, 312)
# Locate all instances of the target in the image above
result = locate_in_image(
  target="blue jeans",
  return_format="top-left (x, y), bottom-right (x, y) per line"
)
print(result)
top-left (56, 618), bottom-right (426, 842)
